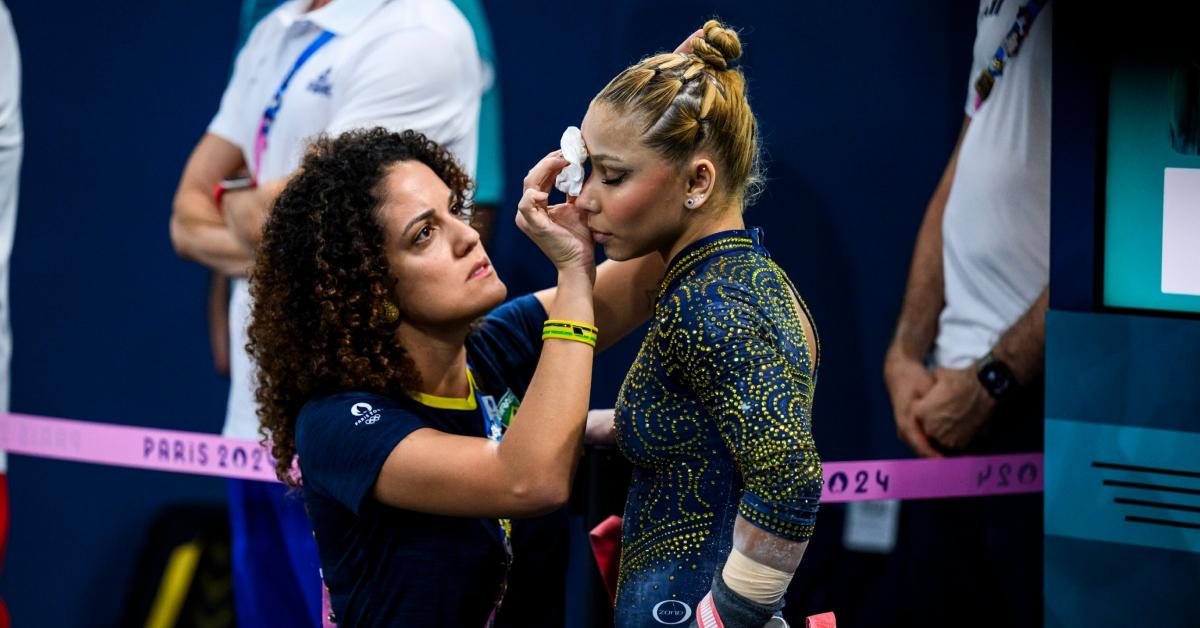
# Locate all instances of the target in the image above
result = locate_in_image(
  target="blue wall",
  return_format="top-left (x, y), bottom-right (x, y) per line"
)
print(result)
top-left (0, 0), bottom-right (974, 625)
top-left (3, 0), bottom-right (242, 626)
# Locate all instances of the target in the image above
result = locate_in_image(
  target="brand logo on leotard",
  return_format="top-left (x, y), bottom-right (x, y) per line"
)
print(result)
top-left (652, 600), bottom-right (693, 625)
top-left (350, 402), bottom-right (381, 426)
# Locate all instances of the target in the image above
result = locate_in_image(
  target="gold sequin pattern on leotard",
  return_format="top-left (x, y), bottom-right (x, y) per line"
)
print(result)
top-left (613, 233), bottom-right (822, 613)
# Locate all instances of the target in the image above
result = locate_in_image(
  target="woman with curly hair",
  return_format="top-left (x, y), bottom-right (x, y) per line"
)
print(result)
top-left (248, 127), bottom-right (662, 626)
top-left (579, 22), bottom-right (823, 627)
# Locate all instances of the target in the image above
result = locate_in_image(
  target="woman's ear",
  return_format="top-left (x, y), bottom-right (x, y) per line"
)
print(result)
top-left (684, 157), bottom-right (717, 210)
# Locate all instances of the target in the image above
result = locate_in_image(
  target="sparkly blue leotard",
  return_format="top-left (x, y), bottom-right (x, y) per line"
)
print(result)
top-left (613, 228), bottom-right (822, 627)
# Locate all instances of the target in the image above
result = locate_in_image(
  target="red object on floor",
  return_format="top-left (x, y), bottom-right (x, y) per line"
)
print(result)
top-left (805, 611), bottom-right (836, 627)
top-left (588, 515), bottom-right (623, 602)
top-left (0, 474), bottom-right (9, 628)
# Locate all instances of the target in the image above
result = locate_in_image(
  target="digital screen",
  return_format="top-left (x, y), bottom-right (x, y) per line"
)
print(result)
top-left (1103, 56), bottom-right (1200, 316)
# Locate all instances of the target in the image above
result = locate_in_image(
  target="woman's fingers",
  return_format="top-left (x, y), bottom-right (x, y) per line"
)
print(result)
top-left (548, 201), bottom-right (583, 226)
top-left (517, 187), bottom-right (549, 216)
top-left (547, 203), bottom-right (593, 244)
top-left (518, 192), bottom-right (583, 240)
top-left (521, 187), bottom-right (549, 206)
top-left (516, 188), bottom-right (553, 233)
top-left (674, 28), bottom-right (705, 54)
top-left (517, 183), bottom-right (592, 248)
top-left (523, 151), bottom-right (570, 193)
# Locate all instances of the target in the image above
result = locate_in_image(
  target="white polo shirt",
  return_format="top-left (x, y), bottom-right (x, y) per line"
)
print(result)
top-left (934, 0), bottom-right (1051, 369)
top-left (208, 0), bottom-right (482, 439)
top-left (0, 1), bottom-right (22, 472)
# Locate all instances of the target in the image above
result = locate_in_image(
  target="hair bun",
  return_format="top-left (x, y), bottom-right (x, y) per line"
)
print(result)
top-left (691, 19), bottom-right (742, 71)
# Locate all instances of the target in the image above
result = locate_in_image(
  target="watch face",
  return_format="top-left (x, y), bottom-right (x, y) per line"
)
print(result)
top-left (980, 363), bottom-right (1013, 398)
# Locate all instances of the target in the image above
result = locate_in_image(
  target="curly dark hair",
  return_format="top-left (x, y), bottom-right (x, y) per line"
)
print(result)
top-left (248, 127), bottom-right (474, 484)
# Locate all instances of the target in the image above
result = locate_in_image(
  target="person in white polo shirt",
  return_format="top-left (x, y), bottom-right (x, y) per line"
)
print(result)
top-left (0, 3), bottom-right (20, 626)
top-left (883, 1), bottom-right (1050, 625)
top-left (169, 0), bottom-right (480, 625)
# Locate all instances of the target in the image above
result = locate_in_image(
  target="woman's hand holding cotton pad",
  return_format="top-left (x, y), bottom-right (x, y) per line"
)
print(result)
top-left (555, 126), bottom-right (588, 198)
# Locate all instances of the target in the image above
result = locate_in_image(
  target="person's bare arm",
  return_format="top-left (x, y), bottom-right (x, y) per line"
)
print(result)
top-left (884, 116), bottom-right (970, 457)
top-left (584, 408), bottom-right (617, 446)
top-left (733, 517), bottom-right (807, 572)
top-left (887, 116), bottom-right (969, 362)
top-left (991, 286), bottom-right (1048, 384)
top-left (207, 272), bottom-right (231, 376)
top-left (374, 269), bottom-right (594, 518)
top-left (170, 134), bottom-right (254, 276)
top-left (535, 255), bottom-right (663, 353)
top-left (222, 177), bottom-right (288, 252)
top-left (372, 152), bottom-right (599, 518)
top-left (914, 286), bottom-right (1048, 451)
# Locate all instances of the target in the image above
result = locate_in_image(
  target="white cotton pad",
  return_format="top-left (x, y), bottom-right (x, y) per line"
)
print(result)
top-left (555, 126), bottom-right (588, 197)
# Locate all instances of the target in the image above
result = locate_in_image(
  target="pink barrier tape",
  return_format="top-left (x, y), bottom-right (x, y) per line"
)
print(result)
top-left (0, 412), bottom-right (1043, 501)
top-left (820, 453), bottom-right (1043, 502)
top-left (0, 412), bottom-right (278, 482)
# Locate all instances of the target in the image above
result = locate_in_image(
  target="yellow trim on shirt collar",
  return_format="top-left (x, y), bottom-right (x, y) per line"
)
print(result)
top-left (408, 369), bottom-right (478, 411)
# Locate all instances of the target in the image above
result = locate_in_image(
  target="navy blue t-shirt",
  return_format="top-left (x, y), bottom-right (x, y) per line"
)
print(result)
top-left (296, 295), bottom-right (567, 627)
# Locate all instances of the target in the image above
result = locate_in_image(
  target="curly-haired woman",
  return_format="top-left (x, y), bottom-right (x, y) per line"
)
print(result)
top-left (248, 127), bottom-right (662, 626)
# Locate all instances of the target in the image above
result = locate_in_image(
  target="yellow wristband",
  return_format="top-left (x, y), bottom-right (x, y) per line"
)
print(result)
top-left (542, 328), bottom-right (597, 340)
top-left (541, 329), bottom-right (597, 347)
top-left (544, 319), bottom-right (598, 334)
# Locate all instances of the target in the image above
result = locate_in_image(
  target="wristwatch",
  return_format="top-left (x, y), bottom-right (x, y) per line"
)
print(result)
top-left (213, 176), bottom-right (256, 214)
top-left (976, 352), bottom-right (1017, 400)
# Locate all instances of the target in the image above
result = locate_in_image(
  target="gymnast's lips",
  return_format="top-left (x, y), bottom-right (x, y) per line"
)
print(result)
top-left (591, 230), bottom-right (612, 244)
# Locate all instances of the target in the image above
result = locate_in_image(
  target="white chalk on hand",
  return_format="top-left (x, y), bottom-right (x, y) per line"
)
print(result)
top-left (555, 126), bottom-right (588, 197)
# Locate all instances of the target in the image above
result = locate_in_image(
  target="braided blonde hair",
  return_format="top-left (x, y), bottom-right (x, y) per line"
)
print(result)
top-left (595, 20), bottom-right (761, 204)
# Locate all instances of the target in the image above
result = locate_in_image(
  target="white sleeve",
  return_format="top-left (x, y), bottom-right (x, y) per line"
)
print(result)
top-left (0, 0), bottom-right (20, 265)
top-left (964, 1), bottom-right (989, 116)
top-left (327, 27), bottom-right (481, 174)
top-left (207, 19), bottom-right (272, 149)
top-left (964, 67), bottom-right (979, 117)
top-left (0, 1), bottom-right (21, 149)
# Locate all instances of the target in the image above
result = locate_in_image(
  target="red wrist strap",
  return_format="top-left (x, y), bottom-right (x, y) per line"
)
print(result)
top-left (213, 182), bottom-right (227, 216)
top-left (697, 591), bottom-right (725, 628)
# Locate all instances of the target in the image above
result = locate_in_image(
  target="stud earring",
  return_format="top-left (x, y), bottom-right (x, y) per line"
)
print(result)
top-left (686, 198), bottom-right (695, 208)
top-left (379, 301), bottom-right (400, 324)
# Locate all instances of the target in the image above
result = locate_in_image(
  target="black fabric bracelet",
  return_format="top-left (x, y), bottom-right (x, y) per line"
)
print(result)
top-left (689, 567), bottom-right (781, 628)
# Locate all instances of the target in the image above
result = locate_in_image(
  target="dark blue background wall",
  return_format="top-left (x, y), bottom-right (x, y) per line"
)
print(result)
top-left (0, 1), bottom-right (974, 625)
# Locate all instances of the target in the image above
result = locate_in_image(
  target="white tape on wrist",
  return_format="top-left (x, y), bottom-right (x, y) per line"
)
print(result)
top-left (721, 547), bottom-right (793, 606)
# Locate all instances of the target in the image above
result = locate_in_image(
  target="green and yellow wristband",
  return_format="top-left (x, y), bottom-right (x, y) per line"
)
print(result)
top-left (542, 319), bottom-right (598, 348)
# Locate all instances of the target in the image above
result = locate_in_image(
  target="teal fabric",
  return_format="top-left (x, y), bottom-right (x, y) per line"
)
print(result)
top-left (234, 0), bottom-right (504, 204)
top-left (237, 0), bottom-right (279, 52)
top-left (451, 0), bottom-right (504, 205)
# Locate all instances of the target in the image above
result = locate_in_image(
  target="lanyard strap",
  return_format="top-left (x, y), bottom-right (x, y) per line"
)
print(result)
top-left (469, 367), bottom-right (513, 626)
top-left (253, 29), bottom-right (334, 178)
top-left (972, 0), bottom-right (1048, 111)
top-left (472, 369), bottom-right (506, 442)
